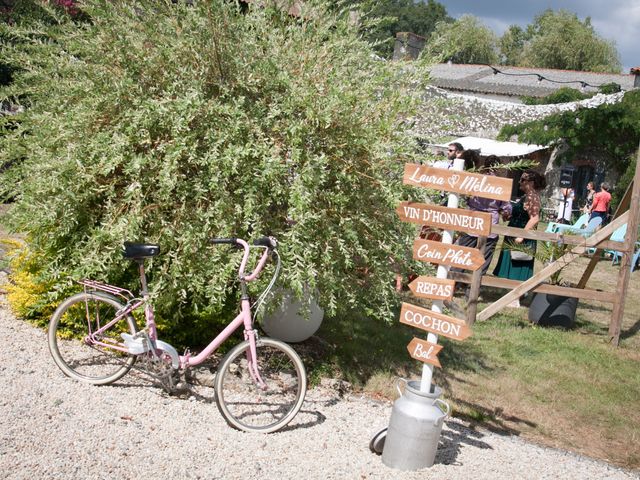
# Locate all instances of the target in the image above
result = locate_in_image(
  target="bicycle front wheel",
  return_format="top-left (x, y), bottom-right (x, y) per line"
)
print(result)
top-left (215, 337), bottom-right (307, 433)
top-left (48, 292), bottom-right (138, 385)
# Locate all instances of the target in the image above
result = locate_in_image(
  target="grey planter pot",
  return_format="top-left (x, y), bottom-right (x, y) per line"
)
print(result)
top-left (528, 292), bottom-right (578, 328)
top-left (261, 290), bottom-right (324, 343)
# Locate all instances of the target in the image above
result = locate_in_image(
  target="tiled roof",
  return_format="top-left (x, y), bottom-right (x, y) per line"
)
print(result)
top-left (428, 64), bottom-right (636, 98)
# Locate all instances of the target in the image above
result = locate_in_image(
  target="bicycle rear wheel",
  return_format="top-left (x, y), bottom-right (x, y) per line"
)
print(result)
top-left (214, 337), bottom-right (307, 433)
top-left (48, 292), bottom-right (138, 385)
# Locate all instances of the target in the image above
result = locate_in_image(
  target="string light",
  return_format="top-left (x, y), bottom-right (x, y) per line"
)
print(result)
top-left (483, 64), bottom-right (606, 89)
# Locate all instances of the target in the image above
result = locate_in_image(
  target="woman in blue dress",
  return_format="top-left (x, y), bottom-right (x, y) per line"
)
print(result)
top-left (493, 170), bottom-right (547, 306)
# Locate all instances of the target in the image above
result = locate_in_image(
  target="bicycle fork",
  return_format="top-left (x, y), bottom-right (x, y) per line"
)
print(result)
top-left (244, 328), bottom-right (268, 391)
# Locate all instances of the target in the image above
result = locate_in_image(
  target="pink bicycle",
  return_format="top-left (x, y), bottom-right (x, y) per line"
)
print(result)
top-left (47, 236), bottom-right (307, 433)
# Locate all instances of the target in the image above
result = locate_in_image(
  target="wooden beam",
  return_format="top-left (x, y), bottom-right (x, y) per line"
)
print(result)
top-left (476, 213), bottom-right (629, 321)
top-left (449, 272), bottom-right (616, 303)
top-left (577, 180), bottom-right (634, 289)
top-left (466, 236), bottom-right (486, 325)
top-left (491, 224), bottom-right (625, 250)
top-left (609, 146), bottom-right (640, 345)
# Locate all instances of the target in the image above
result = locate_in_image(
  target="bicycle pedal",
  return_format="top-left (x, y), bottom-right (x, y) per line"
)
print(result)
top-left (174, 381), bottom-right (189, 392)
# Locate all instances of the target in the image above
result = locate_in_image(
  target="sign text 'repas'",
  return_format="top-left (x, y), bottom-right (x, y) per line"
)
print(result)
top-left (408, 276), bottom-right (455, 301)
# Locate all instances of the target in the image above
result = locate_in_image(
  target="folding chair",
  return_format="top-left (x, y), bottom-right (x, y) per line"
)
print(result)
top-left (545, 213), bottom-right (589, 234)
top-left (555, 216), bottom-right (602, 237)
top-left (607, 224), bottom-right (640, 271)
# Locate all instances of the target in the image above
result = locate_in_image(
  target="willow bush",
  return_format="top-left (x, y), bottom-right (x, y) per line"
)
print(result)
top-left (0, 0), bottom-right (432, 342)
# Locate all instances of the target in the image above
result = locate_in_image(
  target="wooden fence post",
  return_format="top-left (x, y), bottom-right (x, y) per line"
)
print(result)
top-left (608, 146), bottom-right (640, 345)
top-left (466, 236), bottom-right (486, 325)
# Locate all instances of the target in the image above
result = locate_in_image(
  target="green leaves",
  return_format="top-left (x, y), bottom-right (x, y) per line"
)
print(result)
top-left (1, 0), bottom-right (426, 335)
top-left (504, 9), bottom-right (621, 72)
top-left (422, 14), bottom-right (499, 65)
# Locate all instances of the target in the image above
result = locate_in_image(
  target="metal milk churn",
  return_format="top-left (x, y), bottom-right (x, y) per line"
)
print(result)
top-left (381, 378), bottom-right (449, 470)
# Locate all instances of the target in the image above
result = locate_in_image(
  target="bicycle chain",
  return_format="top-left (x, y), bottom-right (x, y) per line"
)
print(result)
top-left (86, 343), bottom-right (186, 394)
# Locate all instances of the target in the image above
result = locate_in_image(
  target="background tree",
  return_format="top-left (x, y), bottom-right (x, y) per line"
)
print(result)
top-left (0, 0), bottom-right (430, 342)
top-left (499, 24), bottom-right (526, 66)
top-left (346, 0), bottom-right (450, 58)
top-left (520, 9), bottom-right (621, 72)
top-left (422, 14), bottom-right (498, 64)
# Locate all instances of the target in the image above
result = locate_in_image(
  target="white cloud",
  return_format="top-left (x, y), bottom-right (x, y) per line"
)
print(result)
top-left (591, 4), bottom-right (640, 69)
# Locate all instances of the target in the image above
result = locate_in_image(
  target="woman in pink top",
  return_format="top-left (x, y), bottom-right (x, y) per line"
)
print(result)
top-left (589, 182), bottom-right (611, 224)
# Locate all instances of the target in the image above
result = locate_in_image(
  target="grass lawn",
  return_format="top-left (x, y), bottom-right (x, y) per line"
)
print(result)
top-left (313, 251), bottom-right (640, 469)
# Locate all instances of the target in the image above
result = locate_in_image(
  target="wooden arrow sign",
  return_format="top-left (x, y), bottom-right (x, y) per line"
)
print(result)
top-left (397, 201), bottom-right (492, 236)
top-left (399, 302), bottom-right (472, 341)
top-left (403, 163), bottom-right (512, 202)
top-left (408, 276), bottom-right (455, 301)
top-left (413, 238), bottom-right (484, 271)
top-left (407, 337), bottom-right (443, 368)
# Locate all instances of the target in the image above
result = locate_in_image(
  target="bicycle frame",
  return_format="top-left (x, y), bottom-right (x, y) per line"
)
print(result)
top-left (79, 238), bottom-right (274, 386)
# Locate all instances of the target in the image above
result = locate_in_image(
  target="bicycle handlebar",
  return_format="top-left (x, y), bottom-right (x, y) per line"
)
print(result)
top-left (210, 236), bottom-right (277, 281)
top-left (210, 237), bottom-right (239, 246)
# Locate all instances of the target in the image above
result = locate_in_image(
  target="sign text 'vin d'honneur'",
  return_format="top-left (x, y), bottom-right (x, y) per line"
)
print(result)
top-left (397, 201), bottom-right (492, 237)
top-left (403, 164), bottom-right (512, 202)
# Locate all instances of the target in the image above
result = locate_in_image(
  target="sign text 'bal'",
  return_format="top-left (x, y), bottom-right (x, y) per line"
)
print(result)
top-left (407, 337), bottom-right (443, 368)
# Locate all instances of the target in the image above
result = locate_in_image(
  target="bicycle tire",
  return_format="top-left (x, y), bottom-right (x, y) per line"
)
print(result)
top-left (48, 292), bottom-right (138, 385)
top-left (214, 337), bottom-right (307, 433)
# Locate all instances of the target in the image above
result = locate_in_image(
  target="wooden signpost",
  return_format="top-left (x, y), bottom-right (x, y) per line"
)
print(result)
top-left (403, 164), bottom-right (512, 202)
top-left (399, 302), bottom-right (472, 341)
top-left (407, 338), bottom-right (443, 368)
top-left (397, 202), bottom-right (492, 236)
top-left (413, 238), bottom-right (485, 271)
top-left (407, 276), bottom-right (455, 301)
top-left (396, 161), bottom-right (513, 384)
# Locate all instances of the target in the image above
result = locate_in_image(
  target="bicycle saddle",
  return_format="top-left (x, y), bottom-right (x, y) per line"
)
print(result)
top-left (122, 242), bottom-right (160, 259)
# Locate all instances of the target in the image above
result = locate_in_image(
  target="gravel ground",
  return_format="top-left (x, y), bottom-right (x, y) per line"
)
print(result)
top-left (1, 272), bottom-right (638, 480)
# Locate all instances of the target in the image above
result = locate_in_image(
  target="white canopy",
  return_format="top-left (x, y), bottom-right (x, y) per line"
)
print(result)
top-left (435, 136), bottom-right (547, 157)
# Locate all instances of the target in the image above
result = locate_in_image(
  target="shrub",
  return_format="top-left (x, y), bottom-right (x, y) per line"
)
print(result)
top-left (1, 238), bottom-right (58, 323)
top-left (0, 0), bottom-right (430, 341)
top-left (522, 87), bottom-right (590, 106)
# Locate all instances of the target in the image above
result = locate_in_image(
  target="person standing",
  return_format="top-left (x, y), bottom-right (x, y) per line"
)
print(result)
top-left (430, 142), bottom-right (464, 205)
top-left (589, 182), bottom-right (611, 224)
top-left (493, 170), bottom-right (547, 307)
top-left (431, 142), bottom-right (463, 169)
top-left (455, 155), bottom-right (512, 275)
top-left (582, 181), bottom-right (595, 214)
top-left (556, 187), bottom-right (574, 224)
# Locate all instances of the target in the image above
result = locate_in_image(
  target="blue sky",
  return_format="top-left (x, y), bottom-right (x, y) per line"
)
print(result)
top-left (439, 0), bottom-right (638, 72)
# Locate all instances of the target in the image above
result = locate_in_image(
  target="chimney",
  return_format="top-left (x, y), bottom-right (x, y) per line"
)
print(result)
top-left (631, 67), bottom-right (640, 88)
